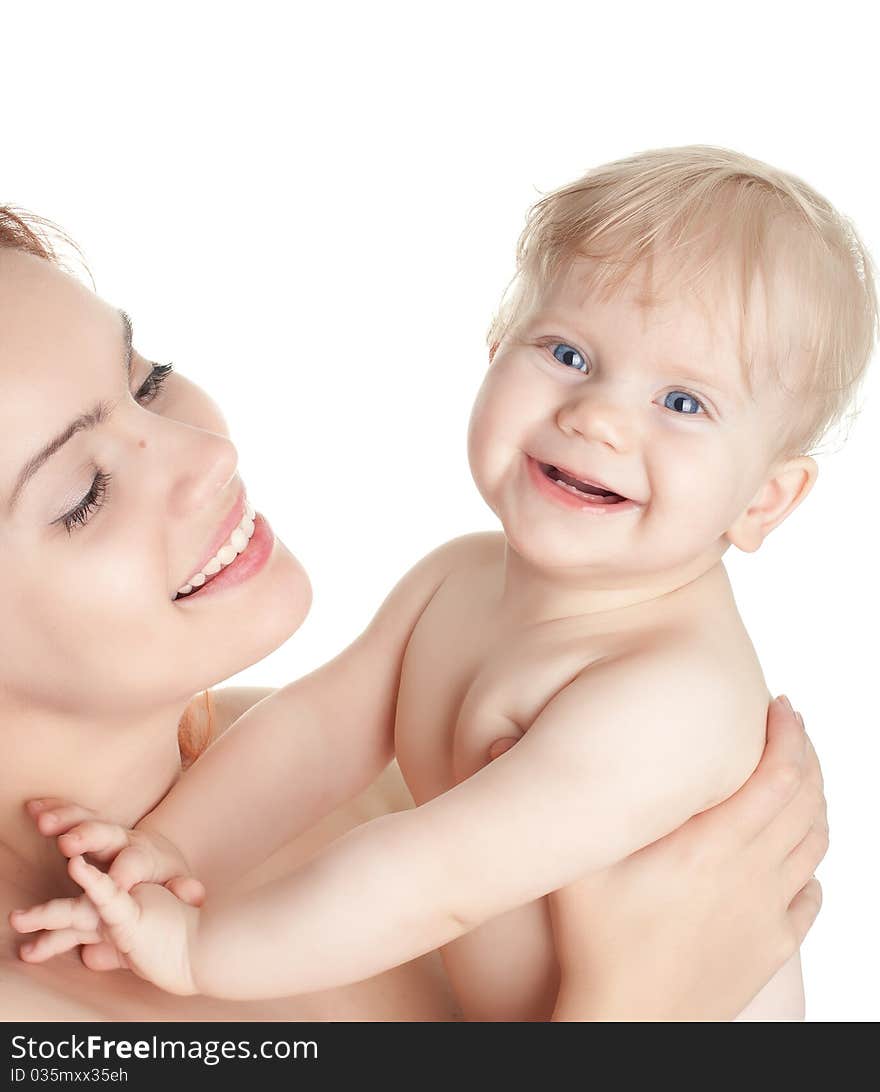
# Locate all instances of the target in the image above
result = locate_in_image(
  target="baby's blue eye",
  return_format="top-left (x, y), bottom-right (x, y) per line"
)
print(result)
top-left (551, 342), bottom-right (588, 372)
top-left (663, 391), bottom-right (704, 415)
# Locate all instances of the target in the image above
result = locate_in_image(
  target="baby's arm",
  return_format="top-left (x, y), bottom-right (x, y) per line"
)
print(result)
top-left (62, 640), bottom-right (760, 999)
top-left (137, 534), bottom-right (487, 891)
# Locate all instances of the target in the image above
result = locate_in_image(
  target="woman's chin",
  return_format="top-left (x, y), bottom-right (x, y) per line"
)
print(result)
top-left (180, 533), bottom-right (313, 681)
top-left (242, 537), bottom-right (313, 648)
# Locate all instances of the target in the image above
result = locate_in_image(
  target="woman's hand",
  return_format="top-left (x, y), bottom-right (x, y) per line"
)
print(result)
top-left (8, 797), bottom-right (204, 967)
top-left (546, 695), bottom-right (827, 1021)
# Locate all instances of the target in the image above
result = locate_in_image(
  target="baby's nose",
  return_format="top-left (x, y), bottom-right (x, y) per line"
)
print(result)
top-left (556, 391), bottom-right (632, 451)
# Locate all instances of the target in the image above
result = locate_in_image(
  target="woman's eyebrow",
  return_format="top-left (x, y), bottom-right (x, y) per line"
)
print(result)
top-left (6, 309), bottom-right (134, 514)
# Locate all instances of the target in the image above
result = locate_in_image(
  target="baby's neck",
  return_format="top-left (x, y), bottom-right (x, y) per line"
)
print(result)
top-left (0, 700), bottom-right (185, 905)
top-left (499, 542), bottom-right (729, 625)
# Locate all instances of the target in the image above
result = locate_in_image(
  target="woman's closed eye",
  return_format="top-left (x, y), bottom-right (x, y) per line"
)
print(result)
top-left (54, 362), bottom-right (175, 534)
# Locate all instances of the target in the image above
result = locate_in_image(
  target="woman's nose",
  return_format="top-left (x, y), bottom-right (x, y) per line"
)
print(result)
top-left (556, 390), bottom-right (633, 452)
top-left (165, 426), bottom-right (239, 518)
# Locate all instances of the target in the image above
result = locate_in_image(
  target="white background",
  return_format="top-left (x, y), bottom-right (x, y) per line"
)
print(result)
top-left (4, 1), bottom-right (876, 1021)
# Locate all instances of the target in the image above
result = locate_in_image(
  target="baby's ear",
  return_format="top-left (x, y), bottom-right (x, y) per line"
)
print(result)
top-left (725, 455), bottom-right (818, 553)
top-left (488, 340), bottom-right (500, 364)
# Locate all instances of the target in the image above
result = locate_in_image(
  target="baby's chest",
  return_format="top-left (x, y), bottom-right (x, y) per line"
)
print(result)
top-left (394, 615), bottom-right (606, 801)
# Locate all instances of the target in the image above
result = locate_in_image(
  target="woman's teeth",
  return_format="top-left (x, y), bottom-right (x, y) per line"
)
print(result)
top-left (174, 501), bottom-right (256, 600)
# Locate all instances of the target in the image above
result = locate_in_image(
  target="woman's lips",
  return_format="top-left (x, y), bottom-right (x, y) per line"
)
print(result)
top-left (191, 487), bottom-right (247, 577)
top-left (173, 512), bottom-right (275, 603)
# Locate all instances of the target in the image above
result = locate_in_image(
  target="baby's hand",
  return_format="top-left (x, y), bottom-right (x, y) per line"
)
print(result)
top-left (25, 797), bottom-right (205, 897)
top-left (41, 855), bottom-right (200, 995)
top-left (8, 797), bottom-right (204, 966)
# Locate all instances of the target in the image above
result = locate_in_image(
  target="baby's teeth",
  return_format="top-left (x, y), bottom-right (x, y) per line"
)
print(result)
top-left (230, 528), bottom-right (249, 553)
top-left (177, 584), bottom-right (193, 596)
top-left (203, 557), bottom-right (222, 576)
top-left (217, 544), bottom-right (238, 566)
top-left (245, 501), bottom-right (255, 520)
top-left (190, 573), bottom-right (207, 587)
top-left (243, 517), bottom-right (255, 538)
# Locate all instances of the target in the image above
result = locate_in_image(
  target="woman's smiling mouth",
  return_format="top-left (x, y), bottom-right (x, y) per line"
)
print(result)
top-left (174, 500), bottom-right (257, 599)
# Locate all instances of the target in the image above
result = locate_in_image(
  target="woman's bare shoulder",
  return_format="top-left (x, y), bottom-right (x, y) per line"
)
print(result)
top-left (200, 681), bottom-right (277, 742)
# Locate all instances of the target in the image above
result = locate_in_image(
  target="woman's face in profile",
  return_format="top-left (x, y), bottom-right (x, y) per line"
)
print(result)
top-left (0, 248), bottom-right (311, 717)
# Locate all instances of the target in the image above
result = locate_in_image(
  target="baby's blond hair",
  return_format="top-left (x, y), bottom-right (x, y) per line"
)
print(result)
top-left (487, 145), bottom-right (878, 458)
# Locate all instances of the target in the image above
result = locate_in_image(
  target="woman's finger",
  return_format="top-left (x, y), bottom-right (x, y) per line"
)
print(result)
top-left (759, 779), bottom-right (826, 861)
top-left (57, 820), bottom-right (131, 862)
top-left (81, 941), bottom-right (128, 972)
top-left (787, 877), bottom-right (823, 947)
top-left (781, 825), bottom-right (830, 903)
top-left (34, 804), bottom-right (97, 838)
top-left (802, 734), bottom-right (824, 792)
top-left (165, 875), bottom-right (206, 907)
top-left (18, 926), bottom-right (102, 963)
top-left (706, 696), bottom-right (806, 847)
top-left (9, 894), bottom-right (98, 934)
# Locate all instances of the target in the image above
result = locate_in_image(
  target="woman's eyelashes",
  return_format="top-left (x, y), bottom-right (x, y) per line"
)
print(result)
top-left (54, 362), bottom-right (176, 534)
top-left (134, 361), bottom-right (174, 405)
top-left (543, 340), bottom-right (708, 416)
top-left (55, 470), bottom-right (113, 534)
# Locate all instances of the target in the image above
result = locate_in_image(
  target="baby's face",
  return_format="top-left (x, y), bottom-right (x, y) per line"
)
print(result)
top-left (468, 255), bottom-right (798, 582)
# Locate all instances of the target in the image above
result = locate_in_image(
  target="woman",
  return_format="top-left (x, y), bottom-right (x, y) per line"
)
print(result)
top-left (0, 208), bottom-right (826, 1021)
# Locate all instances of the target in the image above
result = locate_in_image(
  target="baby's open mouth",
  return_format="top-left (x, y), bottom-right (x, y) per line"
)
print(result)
top-left (538, 462), bottom-right (628, 504)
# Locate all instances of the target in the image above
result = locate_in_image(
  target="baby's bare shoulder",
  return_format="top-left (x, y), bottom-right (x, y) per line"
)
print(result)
top-left (608, 627), bottom-right (769, 805)
top-left (435, 530), bottom-right (505, 565)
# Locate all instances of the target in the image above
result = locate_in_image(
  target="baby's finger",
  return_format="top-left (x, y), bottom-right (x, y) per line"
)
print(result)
top-left (57, 820), bottom-right (131, 862)
top-left (165, 875), bottom-right (206, 907)
top-left (69, 856), bottom-right (140, 942)
top-left (108, 844), bottom-right (158, 892)
top-left (9, 895), bottom-right (98, 935)
top-left (19, 926), bottom-right (101, 963)
top-left (81, 942), bottom-right (128, 973)
top-left (26, 797), bottom-right (76, 817)
top-left (35, 804), bottom-right (97, 838)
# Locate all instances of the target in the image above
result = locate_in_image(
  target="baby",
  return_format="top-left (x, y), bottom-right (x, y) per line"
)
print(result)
top-left (12, 145), bottom-right (876, 1020)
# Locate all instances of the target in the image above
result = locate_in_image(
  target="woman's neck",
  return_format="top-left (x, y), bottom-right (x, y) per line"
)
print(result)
top-left (0, 700), bottom-right (186, 904)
